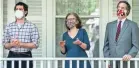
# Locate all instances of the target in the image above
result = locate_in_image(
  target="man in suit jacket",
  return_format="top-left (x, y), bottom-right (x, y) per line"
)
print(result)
top-left (103, 1), bottom-right (139, 68)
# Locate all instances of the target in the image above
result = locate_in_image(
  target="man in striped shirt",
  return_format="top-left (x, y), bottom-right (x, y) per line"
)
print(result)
top-left (3, 2), bottom-right (40, 68)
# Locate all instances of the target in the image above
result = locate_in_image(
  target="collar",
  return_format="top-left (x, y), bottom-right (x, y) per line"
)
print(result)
top-left (117, 18), bottom-right (126, 23)
top-left (14, 18), bottom-right (27, 25)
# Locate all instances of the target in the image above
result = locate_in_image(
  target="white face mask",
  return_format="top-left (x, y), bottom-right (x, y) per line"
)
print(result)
top-left (15, 10), bottom-right (24, 19)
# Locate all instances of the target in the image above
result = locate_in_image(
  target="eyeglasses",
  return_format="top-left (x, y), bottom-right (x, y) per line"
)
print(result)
top-left (66, 18), bottom-right (76, 21)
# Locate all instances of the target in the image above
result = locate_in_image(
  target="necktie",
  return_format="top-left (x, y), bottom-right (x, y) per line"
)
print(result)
top-left (115, 21), bottom-right (122, 42)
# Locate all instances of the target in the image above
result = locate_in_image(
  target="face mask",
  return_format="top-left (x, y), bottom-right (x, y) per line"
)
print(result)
top-left (117, 9), bottom-right (127, 16)
top-left (66, 21), bottom-right (76, 29)
top-left (15, 10), bottom-right (24, 19)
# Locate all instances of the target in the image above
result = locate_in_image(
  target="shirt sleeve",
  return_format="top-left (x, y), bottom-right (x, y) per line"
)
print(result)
top-left (31, 24), bottom-right (40, 48)
top-left (82, 29), bottom-right (90, 50)
top-left (61, 33), bottom-right (67, 54)
top-left (3, 24), bottom-right (10, 48)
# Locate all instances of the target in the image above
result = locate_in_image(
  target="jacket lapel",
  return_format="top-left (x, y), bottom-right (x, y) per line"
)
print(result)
top-left (112, 20), bottom-right (117, 42)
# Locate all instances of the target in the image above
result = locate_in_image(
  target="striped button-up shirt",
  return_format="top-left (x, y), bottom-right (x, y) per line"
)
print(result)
top-left (3, 20), bottom-right (40, 52)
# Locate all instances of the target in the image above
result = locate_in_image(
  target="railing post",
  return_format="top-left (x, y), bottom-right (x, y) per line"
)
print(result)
top-left (40, 60), bottom-right (44, 68)
top-left (106, 60), bottom-right (109, 68)
top-left (19, 60), bottom-right (21, 68)
top-left (4, 61), bottom-right (7, 68)
top-left (127, 61), bottom-right (130, 68)
top-left (120, 60), bottom-right (123, 68)
top-left (113, 60), bottom-right (116, 68)
top-left (12, 61), bottom-right (14, 68)
top-left (70, 60), bottom-right (72, 68)
top-left (84, 60), bottom-right (87, 68)
top-left (54, 60), bottom-right (58, 68)
top-left (62, 60), bottom-right (65, 68)
top-left (47, 60), bottom-right (51, 68)
top-left (90, 60), bottom-right (94, 68)
top-left (99, 60), bottom-right (101, 68)
top-left (33, 60), bottom-right (36, 68)
top-left (135, 60), bottom-right (138, 68)
top-left (77, 60), bottom-right (79, 68)
top-left (27, 60), bottom-right (29, 68)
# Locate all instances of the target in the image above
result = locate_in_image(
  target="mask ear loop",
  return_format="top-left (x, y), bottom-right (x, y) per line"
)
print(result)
top-left (24, 11), bottom-right (28, 17)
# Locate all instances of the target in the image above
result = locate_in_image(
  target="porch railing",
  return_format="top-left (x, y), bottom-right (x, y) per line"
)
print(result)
top-left (0, 58), bottom-right (139, 68)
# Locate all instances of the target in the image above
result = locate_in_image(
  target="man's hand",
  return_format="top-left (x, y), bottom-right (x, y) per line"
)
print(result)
top-left (11, 39), bottom-right (20, 47)
top-left (122, 55), bottom-right (132, 61)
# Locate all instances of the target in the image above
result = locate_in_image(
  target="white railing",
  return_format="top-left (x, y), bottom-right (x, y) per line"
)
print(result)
top-left (0, 58), bottom-right (139, 68)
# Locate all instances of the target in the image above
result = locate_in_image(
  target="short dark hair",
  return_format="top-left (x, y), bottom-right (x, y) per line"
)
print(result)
top-left (65, 12), bottom-right (82, 30)
top-left (14, 2), bottom-right (28, 16)
top-left (117, 1), bottom-right (131, 16)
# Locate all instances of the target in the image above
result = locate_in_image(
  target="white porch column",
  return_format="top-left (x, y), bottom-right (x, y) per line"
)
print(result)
top-left (0, 0), bottom-right (3, 67)
top-left (100, 0), bottom-right (109, 68)
top-left (46, 0), bottom-right (55, 57)
top-left (100, 0), bottom-right (109, 58)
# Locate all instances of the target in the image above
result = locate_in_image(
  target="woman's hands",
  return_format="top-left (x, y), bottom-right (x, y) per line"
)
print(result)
top-left (59, 40), bottom-right (66, 54)
top-left (73, 38), bottom-right (82, 45)
top-left (73, 38), bottom-right (87, 50)
top-left (59, 40), bottom-right (65, 48)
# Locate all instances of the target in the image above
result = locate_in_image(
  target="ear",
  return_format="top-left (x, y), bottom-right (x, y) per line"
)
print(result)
top-left (126, 11), bottom-right (129, 16)
top-left (24, 11), bottom-right (28, 14)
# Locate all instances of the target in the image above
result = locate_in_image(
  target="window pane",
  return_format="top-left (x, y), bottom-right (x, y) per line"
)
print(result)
top-left (56, 0), bottom-right (100, 15)
top-left (133, 0), bottom-right (139, 24)
top-left (56, 18), bottom-right (66, 57)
